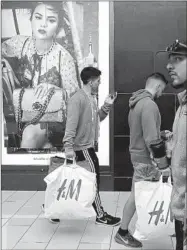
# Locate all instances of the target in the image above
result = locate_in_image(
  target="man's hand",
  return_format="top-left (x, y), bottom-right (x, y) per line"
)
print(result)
top-left (104, 92), bottom-right (118, 105)
top-left (161, 130), bottom-right (173, 141)
top-left (154, 156), bottom-right (169, 170)
top-left (160, 130), bottom-right (173, 158)
top-left (65, 150), bottom-right (75, 160)
top-left (159, 167), bottom-right (171, 177)
top-left (164, 130), bottom-right (173, 140)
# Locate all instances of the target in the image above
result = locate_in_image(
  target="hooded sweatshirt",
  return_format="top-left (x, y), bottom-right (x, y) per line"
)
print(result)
top-left (128, 89), bottom-right (161, 165)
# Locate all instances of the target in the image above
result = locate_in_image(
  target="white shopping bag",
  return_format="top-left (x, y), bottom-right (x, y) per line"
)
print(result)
top-left (133, 175), bottom-right (174, 241)
top-left (44, 159), bottom-right (97, 220)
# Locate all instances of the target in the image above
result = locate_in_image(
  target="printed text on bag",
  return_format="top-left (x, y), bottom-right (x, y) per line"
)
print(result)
top-left (148, 201), bottom-right (174, 225)
top-left (57, 179), bottom-right (82, 201)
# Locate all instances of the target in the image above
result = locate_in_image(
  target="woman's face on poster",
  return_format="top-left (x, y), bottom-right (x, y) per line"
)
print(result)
top-left (31, 3), bottom-right (59, 41)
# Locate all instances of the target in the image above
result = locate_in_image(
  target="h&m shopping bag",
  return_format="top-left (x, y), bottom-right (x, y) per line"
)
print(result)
top-left (44, 158), bottom-right (97, 220)
top-left (133, 175), bottom-right (174, 241)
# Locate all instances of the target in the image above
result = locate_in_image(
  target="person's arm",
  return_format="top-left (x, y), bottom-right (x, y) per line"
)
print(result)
top-left (98, 102), bottom-right (112, 122)
top-left (60, 50), bottom-right (79, 98)
top-left (141, 102), bottom-right (168, 170)
top-left (174, 109), bottom-right (186, 166)
top-left (2, 35), bottom-right (28, 58)
top-left (98, 94), bottom-right (117, 121)
top-left (160, 130), bottom-right (173, 158)
top-left (179, 121), bottom-right (187, 164)
top-left (63, 95), bottom-right (80, 158)
top-left (141, 102), bottom-right (160, 147)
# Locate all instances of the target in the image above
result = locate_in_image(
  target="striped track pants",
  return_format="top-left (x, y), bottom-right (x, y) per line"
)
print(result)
top-left (75, 147), bottom-right (104, 218)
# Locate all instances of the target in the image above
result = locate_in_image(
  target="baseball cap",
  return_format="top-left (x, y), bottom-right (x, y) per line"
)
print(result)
top-left (156, 39), bottom-right (187, 56)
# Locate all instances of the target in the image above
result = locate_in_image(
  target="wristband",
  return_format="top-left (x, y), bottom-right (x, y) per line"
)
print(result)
top-left (149, 139), bottom-right (166, 158)
top-left (154, 156), bottom-right (169, 170)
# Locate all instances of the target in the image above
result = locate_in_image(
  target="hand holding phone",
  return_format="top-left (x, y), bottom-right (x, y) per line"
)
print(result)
top-left (110, 92), bottom-right (118, 99)
top-left (105, 92), bottom-right (118, 105)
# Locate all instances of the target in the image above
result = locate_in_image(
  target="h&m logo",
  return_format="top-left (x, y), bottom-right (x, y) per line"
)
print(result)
top-left (148, 201), bottom-right (174, 225)
top-left (57, 179), bottom-right (82, 201)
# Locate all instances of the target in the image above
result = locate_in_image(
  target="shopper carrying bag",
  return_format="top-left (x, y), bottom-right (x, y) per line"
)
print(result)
top-left (44, 158), bottom-right (97, 220)
top-left (133, 175), bottom-right (175, 241)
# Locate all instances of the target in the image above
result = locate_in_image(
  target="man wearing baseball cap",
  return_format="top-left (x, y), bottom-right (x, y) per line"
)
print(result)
top-left (156, 40), bottom-right (187, 250)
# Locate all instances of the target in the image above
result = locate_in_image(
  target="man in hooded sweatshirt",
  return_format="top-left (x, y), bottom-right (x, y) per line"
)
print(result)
top-left (157, 40), bottom-right (187, 250)
top-left (115, 72), bottom-right (169, 248)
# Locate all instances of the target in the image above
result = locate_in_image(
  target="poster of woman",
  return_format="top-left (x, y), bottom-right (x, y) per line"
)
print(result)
top-left (2, 1), bottom-right (99, 155)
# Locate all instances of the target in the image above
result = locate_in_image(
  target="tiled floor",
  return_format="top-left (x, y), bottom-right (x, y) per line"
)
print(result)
top-left (2, 191), bottom-right (175, 250)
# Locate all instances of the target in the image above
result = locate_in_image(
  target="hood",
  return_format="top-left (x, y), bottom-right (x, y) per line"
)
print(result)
top-left (129, 89), bottom-right (153, 108)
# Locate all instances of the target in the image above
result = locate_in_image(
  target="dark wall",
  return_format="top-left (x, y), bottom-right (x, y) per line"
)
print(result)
top-left (113, 1), bottom-right (187, 191)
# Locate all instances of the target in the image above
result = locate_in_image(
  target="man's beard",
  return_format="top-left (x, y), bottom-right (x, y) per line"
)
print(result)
top-left (171, 82), bottom-right (185, 89)
top-left (91, 87), bottom-right (99, 95)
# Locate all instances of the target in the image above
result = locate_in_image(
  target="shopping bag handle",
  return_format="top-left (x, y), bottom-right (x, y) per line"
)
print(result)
top-left (159, 174), bottom-right (172, 185)
top-left (63, 157), bottom-right (78, 168)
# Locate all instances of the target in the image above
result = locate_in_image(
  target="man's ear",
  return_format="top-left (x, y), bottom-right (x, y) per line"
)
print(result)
top-left (156, 83), bottom-right (160, 91)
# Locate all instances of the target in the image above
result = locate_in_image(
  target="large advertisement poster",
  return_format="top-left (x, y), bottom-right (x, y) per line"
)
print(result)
top-left (2, 2), bottom-right (110, 166)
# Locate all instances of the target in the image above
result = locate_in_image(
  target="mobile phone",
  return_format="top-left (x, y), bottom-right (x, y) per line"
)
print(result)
top-left (110, 92), bottom-right (117, 99)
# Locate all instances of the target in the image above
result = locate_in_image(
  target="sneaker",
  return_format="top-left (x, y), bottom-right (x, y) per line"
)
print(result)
top-left (48, 218), bottom-right (60, 224)
top-left (95, 212), bottom-right (121, 227)
top-left (41, 204), bottom-right (60, 224)
top-left (115, 231), bottom-right (142, 248)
